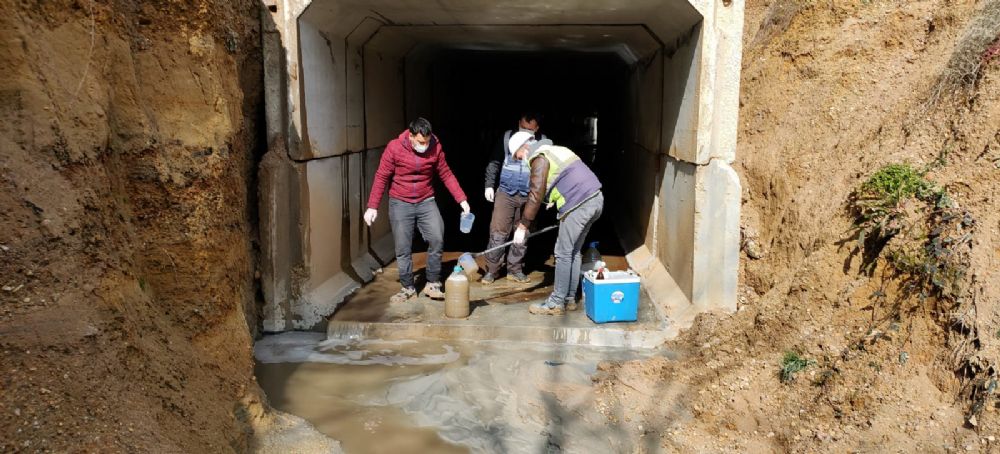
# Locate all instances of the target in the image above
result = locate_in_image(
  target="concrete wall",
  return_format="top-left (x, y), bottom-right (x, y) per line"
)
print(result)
top-left (364, 147), bottom-right (395, 262)
top-left (692, 159), bottom-right (741, 311)
top-left (286, 21), bottom-right (405, 330)
top-left (658, 156), bottom-right (697, 300)
top-left (364, 47), bottom-right (406, 147)
top-left (298, 157), bottom-right (355, 326)
top-left (619, 1), bottom-right (743, 319)
top-left (259, 5), bottom-right (301, 332)
top-left (635, 52), bottom-right (664, 154)
top-left (619, 37), bottom-right (700, 311)
top-left (259, 1), bottom-right (406, 330)
top-left (658, 31), bottom-right (700, 305)
top-left (298, 21), bottom-right (347, 158)
top-left (664, 26), bottom-right (701, 164)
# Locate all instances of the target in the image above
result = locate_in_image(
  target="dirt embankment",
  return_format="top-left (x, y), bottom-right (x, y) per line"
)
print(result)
top-left (595, 1), bottom-right (1000, 452)
top-left (1, 1), bottom-right (266, 451)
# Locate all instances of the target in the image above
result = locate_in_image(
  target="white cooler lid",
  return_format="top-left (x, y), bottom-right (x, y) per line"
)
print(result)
top-left (583, 270), bottom-right (640, 284)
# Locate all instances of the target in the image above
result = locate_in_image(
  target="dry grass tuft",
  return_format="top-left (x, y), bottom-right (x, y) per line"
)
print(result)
top-left (927, 0), bottom-right (1000, 107)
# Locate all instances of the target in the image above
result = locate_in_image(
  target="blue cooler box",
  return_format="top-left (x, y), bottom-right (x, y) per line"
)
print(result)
top-left (582, 270), bottom-right (640, 323)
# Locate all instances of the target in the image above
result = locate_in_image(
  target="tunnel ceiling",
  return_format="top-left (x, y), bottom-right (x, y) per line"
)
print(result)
top-left (301, 0), bottom-right (703, 60)
top-left (369, 25), bottom-right (661, 64)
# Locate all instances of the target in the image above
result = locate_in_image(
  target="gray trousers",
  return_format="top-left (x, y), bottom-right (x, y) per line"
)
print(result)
top-left (485, 191), bottom-right (528, 275)
top-left (389, 197), bottom-right (444, 289)
top-left (547, 192), bottom-right (604, 305)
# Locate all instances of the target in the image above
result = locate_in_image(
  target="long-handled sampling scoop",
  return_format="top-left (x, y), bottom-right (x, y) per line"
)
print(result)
top-left (457, 225), bottom-right (559, 276)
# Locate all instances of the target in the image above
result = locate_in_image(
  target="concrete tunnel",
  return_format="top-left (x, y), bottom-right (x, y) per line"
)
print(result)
top-left (258, 0), bottom-right (744, 332)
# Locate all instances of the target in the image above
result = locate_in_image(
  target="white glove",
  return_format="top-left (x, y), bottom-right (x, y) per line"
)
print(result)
top-left (545, 202), bottom-right (554, 210)
top-left (363, 208), bottom-right (378, 226)
top-left (513, 226), bottom-right (527, 245)
top-left (485, 188), bottom-right (495, 202)
top-left (460, 200), bottom-right (471, 214)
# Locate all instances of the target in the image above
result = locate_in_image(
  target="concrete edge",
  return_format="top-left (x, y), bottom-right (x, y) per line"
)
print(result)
top-left (691, 159), bottom-right (740, 313)
top-left (295, 273), bottom-right (360, 330)
top-left (619, 241), bottom-right (698, 334)
top-left (327, 320), bottom-right (672, 349)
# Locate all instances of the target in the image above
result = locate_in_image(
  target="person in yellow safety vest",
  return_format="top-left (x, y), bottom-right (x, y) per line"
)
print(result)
top-left (507, 132), bottom-right (604, 315)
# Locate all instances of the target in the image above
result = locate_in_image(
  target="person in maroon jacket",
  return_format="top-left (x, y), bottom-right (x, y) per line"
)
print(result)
top-left (364, 118), bottom-right (471, 303)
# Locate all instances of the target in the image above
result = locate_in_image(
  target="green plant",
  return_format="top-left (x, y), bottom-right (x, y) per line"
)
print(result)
top-left (885, 247), bottom-right (930, 275)
top-left (780, 351), bottom-right (815, 383)
top-left (849, 164), bottom-right (984, 424)
top-left (915, 209), bottom-right (974, 299)
top-left (858, 164), bottom-right (940, 205)
top-left (848, 164), bottom-right (972, 299)
top-left (849, 164), bottom-right (941, 276)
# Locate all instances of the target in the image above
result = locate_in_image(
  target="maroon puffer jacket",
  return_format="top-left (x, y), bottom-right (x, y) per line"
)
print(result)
top-left (366, 130), bottom-right (467, 209)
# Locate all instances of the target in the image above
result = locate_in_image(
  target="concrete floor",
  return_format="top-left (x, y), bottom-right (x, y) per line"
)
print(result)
top-left (328, 252), bottom-right (670, 348)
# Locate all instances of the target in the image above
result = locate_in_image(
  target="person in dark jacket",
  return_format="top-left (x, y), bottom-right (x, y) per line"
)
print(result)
top-left (365, 118), bottom-right (471, 303)
top-left (508, 132), bottom-right (603, 315)
top-left (481, 113), bottom-right (547, 284)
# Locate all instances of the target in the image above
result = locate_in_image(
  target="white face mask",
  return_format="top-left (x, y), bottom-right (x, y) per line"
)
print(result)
top-left (410, 137), bottom-right (429, 153)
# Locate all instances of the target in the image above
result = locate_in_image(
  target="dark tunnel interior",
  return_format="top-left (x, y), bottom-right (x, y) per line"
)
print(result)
top-left (407, 50), bottom-right (631, 264)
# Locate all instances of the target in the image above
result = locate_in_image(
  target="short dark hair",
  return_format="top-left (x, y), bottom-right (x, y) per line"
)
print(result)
top-left (519, 112), bottom-right (541, 124)
top-left (408, 117), bottom-right (433, 136)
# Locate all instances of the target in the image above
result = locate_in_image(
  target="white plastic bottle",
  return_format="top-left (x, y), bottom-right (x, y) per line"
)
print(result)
top-left (582, 241), bottom-right (602, 272)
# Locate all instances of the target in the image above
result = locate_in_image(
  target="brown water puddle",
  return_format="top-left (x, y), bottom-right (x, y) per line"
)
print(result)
top-left (255, 332), bottom-right (671, 453)
top-left (255, 336), bottom-right (469, 454)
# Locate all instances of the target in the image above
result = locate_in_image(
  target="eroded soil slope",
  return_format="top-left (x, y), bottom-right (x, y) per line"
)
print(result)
top-left (1, 1), bottom-right (265, 451)
top-left (595, 1), bottom-right (1000, 452)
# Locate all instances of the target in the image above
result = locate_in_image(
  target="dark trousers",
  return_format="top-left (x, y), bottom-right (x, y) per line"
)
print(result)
top-left (485, 191), bottom-right (528, 275)
top-left (389, 197), bottom-right (444, 289)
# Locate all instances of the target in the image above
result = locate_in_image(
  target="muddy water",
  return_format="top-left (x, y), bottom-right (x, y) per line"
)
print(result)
top-left (255, 332), bottom-right (670, 453)
top-left (444, 269), bottom-right (470, 318)
top-left (255, 333), bottom-right (469, 453)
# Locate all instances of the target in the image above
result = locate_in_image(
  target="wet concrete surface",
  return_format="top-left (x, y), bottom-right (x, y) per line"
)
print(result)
top-left (330, 252), bottom-right (668, 347)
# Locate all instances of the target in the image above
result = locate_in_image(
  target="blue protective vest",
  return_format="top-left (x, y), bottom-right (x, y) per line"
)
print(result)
top-left (498, 130), bottom-right (545, 195)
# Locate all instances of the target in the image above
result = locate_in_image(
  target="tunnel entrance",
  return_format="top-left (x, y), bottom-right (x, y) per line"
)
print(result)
top-left (258, 0), bottom-right (744, 333)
